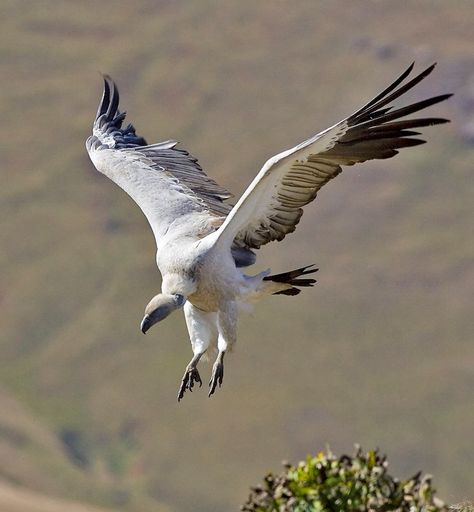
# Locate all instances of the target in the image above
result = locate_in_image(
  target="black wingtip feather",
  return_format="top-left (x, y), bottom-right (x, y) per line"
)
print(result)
top-left (91, 76), bottom-right (150, 149)
top-left (350, 62), bottom-right (452, 132)
top-left (353, 64), bottom-right (442, 125)
top-left (105, 80), bottom-right (120, 122)
top-left (380, 94), bottom-right (452, 123)
top-left (96, 75), bottom-right (111, 120)
top-left (352, 62), bottom-right (415, 118)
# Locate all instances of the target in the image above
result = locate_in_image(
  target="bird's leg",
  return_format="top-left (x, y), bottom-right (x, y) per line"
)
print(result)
top-left (181, 303), bottom-right (218, 401)
top-left (177, 352), bottom-right (203, 402)
top-left (208, 303), bottom-right (236, 397)
top-left (208, 350), bottom-right (225, 397)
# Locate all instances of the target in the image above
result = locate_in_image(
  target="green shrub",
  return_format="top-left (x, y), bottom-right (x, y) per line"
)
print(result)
top-left (242, 447), bottom-right (447, 512)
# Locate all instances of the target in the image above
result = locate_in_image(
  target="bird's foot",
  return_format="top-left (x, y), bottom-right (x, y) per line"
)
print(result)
top-left (208, 352), bottom-right (225, 397)
top-left (177, 366), bottom-right (202, 402)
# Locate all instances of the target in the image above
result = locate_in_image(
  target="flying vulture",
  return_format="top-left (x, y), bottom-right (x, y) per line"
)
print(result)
top-left (86, 63), bottom-right (450, 401)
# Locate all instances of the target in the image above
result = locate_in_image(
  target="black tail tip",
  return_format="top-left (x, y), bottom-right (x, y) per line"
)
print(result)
top-left (274, 287), bottom-right (301, 296)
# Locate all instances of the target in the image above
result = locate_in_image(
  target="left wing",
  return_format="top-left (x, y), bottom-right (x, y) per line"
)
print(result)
top-left (212, 63), bottom-right (451, 250)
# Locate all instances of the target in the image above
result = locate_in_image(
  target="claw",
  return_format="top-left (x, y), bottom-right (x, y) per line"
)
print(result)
top-left (177, 367), bottom-right (202, 402)
top-left (208, 357), bottom-right (224, 397)
top-left (189, 370), bottom-right (202, 391)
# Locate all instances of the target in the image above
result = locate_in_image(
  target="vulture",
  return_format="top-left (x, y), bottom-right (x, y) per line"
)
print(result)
top-left (86, 63), bottom-right (450, 401)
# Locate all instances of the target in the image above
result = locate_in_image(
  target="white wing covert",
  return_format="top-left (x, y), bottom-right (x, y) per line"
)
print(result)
top-left (213, 63), bottom-right (451, 250)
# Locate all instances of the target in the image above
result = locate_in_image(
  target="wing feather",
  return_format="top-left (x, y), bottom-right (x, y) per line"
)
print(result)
top-left (86, 76), bottom-right (233, 245)
top-left (213, 63), bottom-right (451, 249)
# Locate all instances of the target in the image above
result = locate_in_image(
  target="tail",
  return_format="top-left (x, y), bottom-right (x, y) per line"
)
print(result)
top-left (263, 264), bottom-right (318, 296)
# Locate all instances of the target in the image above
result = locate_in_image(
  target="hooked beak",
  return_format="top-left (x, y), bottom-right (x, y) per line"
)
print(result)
top-left (140, 294), bottom-right (186, 334)
top-left (140, 301), bottom-right (178, 334)
top-left (140, 314), bottom-right (152, 334)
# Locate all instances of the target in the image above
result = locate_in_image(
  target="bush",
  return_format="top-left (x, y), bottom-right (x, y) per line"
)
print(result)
top-left (241, 447), bottom-right (447, 512)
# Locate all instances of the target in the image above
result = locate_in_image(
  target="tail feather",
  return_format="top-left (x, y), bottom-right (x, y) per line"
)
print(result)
top-left (263, 264), bottom-right (318, 296)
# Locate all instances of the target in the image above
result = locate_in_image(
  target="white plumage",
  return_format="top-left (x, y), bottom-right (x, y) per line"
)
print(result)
top-left (86, 64), bottom-right (450, 400)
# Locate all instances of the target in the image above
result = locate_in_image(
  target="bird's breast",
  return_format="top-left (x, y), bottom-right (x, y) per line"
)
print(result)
top-left (188, 249), bottom-right (241, 312)
top-left (158, 234), bottom-right (242, 312)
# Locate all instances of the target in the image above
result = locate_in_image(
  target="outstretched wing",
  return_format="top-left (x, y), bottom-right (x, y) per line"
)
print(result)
top-left (86, 76), bottom-right (233, 247)
top-left (213, 63), bottom-right (451, 250)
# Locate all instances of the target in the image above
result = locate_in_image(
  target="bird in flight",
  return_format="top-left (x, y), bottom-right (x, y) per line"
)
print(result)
top-left (86, 63), bottom-right (450, 401)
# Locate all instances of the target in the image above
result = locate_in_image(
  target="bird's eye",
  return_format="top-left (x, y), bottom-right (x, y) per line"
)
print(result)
top-left (174, 294), bottom-right (185, 306)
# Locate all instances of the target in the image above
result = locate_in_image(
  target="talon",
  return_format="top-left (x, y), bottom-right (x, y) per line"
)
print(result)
top-left (208, 354), bottom-right (225, 397)
top-left (177, 367), bottom-right (202, 402)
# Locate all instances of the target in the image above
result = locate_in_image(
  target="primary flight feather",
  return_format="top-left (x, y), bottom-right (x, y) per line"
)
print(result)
top-left (86, 63), bottom-right (450, 401)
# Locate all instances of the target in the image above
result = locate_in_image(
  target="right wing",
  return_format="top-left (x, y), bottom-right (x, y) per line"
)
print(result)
top-left (86, 76), bottom-right (233, 246)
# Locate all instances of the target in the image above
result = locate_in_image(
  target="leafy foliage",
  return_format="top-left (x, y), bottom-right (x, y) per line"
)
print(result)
top-left (242, 447), bottom-right (447, 512)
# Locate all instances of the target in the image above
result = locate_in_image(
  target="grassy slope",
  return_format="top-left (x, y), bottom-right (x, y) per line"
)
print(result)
top-left (0, 480), bottom-right (113, 512)
top-left (1, 1), bottom-right (473, 510)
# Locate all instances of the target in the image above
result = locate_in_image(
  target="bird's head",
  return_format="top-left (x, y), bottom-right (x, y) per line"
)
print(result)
top-left (140, 293), bottom-right (186, 334)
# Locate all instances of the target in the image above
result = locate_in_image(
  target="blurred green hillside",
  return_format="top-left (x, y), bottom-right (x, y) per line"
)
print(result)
top-left (1, 1), bottom-right (473, 511)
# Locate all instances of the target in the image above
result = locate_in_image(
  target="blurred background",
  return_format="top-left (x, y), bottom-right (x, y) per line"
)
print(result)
top-left (1, 1), bottom-right (473, 511)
